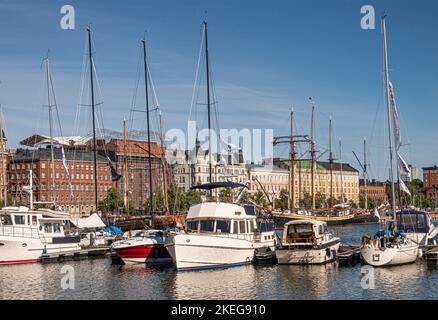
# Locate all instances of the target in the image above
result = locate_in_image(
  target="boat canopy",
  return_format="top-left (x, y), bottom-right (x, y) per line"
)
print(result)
top-left (396, 209), bottom-right (429, 234)
top-left (187, 202), bottom-right (253, 220)
top-left (71, 213), bottom-right (106, 229)
top-left (190, 182), bottom-right (246, 190)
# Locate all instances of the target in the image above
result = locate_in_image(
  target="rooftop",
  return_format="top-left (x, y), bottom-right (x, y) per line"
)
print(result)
top-left (12, 147), bottom-right (108, 163)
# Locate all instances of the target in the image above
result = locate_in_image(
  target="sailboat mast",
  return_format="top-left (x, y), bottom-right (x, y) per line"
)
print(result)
top-left (329, 116), bottom-right (333, 203)
top-left (204, 21), bottom-right (213, 187)
top-left (0, 108), bottom-right (6, 207)
top-left (159, 111), bottom-right (169, 211)
top-left (310, 99), bottom-right (316, 210)
top-left (289, 110), bottom-right (295, 212)
top-left (87, 28), bottom-right (99, 211)
top-left (382, 16), bottom-right (397, 220)
top-left (364, 137), bottom-right (368, 210)
top-left (339, 138), bottom-right (344, 203)
top-left (123, 118), bottom-right (129, 215)
top-left (142, 39), bottom-right (153, 213)
top-left (45, 57), bottom-right (56, 205)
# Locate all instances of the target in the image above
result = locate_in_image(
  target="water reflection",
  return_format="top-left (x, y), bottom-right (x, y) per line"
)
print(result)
top-left (1, 224), bottom-right (438, 299)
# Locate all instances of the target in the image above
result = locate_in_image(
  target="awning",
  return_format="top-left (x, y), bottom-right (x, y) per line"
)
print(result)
top-left (190, 182), bottom-right (247, 191)
top-left (71, 213), bottom-right (106, 229)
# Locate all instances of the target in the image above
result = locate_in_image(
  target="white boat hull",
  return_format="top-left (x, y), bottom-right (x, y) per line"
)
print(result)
top-left (0, 236), bottom-right (81, 265)
top-left (276, 241), bottom-right (340, 264)
top-left (361, 242), bottom-right (420, 266)
top-left (165, 233), bottom-right (275, 271)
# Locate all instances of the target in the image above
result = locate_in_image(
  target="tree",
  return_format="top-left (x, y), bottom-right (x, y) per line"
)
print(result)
top-left (300, 192), bottom-right (312, 209)
top-left (252, 190), bottom-right (268, 207)
top-left (98, 187), bottom-right (124, 213)
top-left (315, 192), bottom-right (326, 209)
top-left (218, 188), bottom-right (233, 202)
top-left (274, 189), bottom-right (289, 211)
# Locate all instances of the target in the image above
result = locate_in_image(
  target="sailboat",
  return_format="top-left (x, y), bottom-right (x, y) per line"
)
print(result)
top-left (360, 15), bottom-right (421, 267)
top-left (0, 56), bottom-right (82, 265)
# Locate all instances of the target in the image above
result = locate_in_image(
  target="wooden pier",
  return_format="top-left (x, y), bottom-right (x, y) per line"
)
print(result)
top-left (41, 246), bottom-right (111, 263)
top-left (337, 245), bottom-right (361, 266)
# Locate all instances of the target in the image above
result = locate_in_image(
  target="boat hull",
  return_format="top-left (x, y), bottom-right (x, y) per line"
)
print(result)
top-left (276, 240), bottom-right (340, 264)
top-left (165, 233), bottom-right (275, 271)
top-left (113, 244), bottom-right (171, 264)
top-left (360, 242), bottom-right (420, 266)
top-left (0, 236), bottom-right (81, 265)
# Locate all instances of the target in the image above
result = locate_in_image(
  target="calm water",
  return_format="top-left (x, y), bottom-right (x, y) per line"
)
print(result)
top-left (2, 223), bottom-right (438, 300)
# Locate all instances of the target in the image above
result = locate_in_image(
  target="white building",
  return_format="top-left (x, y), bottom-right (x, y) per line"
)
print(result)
top-left (169, 142), bottom-right (247, 191)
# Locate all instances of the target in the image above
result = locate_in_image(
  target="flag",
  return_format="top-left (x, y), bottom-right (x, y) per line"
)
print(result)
top-left (61, 147), bottom-right (73, 197)
top-left (219, 136), bottom-right (239, 153)
top-left (399, 177), bottom-right (411, 196)
top-left (388, 81), bottom-right (401, 150)
top-left (397, 152), bottom-right (411, 180)
top-left (106, 156), bottom-right (122, 181)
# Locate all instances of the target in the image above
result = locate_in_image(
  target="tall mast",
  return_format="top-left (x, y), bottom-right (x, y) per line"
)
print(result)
top-left (310, 99), bottom-right (316, 210)
top-left (123, 118), bottom-right (129, 215)
top-left (382, 16), bottom-right (397, 220)
top-left (142, 39), bottom-right (153, 213)
top-left (363, 137), bottom-right (368, 210)
top-left (45, 57), bottom-right (56, 205)
top-left (339, 138), bottom-right (344, 203)
top-left (0, 108), bottom-right (6, 207)
top-left (289, 110), bottom-right (295, 212)
top-left (328, 116), bottom-right (334, 203)
top-left (204, 21), bottom-right (213, 188)
top-left (87, 27), bottom-right (98, 212)
top-left (159, 111), bottom-right (169, 211)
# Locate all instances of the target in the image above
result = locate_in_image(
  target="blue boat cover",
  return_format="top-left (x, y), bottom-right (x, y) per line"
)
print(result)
top-left (98, 226), bottom-right (123, 235)
top-left (372, 228), bottom-right (405, 240)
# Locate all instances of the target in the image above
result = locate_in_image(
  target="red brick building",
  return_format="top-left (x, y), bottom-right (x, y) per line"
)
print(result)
top-left (423, 166), bottom-right (438, 201)
top-left (9, 148), bottom-right (113, 215)
top-left (101, 139), bottom-right (166, 211)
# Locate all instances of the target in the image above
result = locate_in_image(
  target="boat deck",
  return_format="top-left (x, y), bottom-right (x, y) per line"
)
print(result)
top-left (41, 246), bottom-right (110, 263)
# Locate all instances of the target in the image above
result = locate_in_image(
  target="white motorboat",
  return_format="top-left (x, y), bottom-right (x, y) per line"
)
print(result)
top-left (165, 182), bottom-right (276, 271)
top-left (276, 220), bottom-right (340, 264)
top-left (0, 206), bottom-right (81, 265)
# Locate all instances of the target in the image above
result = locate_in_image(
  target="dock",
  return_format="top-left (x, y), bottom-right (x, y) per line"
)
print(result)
top-left (41, 246), bottom-right (111, 263)
top-left (337, 245), bottom-right (361, 266)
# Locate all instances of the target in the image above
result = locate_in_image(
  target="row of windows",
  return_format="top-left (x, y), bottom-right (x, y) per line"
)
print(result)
top-left (11, 162), bottom-right (108, 172)
top-left (11, 172), bottom-right (110, 181)
top-left (186, 219), bottom-right (255, 234)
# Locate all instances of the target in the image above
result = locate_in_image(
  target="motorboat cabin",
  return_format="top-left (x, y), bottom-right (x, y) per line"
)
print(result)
top-left (276, 220), bottom-right (340, 264)
top-left (396, 209), bottom-right (438, 245)
top-left (0, 206), bottom-right (81, 265)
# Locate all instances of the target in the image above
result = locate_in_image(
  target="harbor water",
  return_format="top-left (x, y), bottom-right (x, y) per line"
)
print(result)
top-left (1, 223), bottom-right (438, 300)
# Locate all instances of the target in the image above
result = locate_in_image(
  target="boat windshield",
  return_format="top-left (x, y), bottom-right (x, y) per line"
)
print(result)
top-left (0, 215), bottom-right (12, 226)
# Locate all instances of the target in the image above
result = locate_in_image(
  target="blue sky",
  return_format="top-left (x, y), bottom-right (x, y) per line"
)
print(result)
top-left (0, 0), bottom-right (437, 181)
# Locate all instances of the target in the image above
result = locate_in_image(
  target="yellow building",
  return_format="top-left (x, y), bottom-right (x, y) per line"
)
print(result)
top-left (273, 159), bottom-right (360, 206)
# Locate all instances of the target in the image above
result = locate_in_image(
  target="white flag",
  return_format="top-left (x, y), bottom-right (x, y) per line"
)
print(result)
top-left (399, 177), bottom-right (411, 196)
top-left (219, 136), bottom-right (239, 153)
top-left (397, 152), bottom-right (411, 180)
top-left (61, 147), bottom-right (73, 196)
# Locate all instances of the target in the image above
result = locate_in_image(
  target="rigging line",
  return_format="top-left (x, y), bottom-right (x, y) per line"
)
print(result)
top-left (129, 44), bottom-right (143, 132)
top-left (189, 22), bottom-right (206, 123)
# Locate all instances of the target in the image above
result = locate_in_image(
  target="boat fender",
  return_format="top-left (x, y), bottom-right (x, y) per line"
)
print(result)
top-left (418, 248), bottom-right (423, 259)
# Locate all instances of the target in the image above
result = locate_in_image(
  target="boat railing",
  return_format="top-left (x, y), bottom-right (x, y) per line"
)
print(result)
top-left (0, 225), bottom-right (42, 240)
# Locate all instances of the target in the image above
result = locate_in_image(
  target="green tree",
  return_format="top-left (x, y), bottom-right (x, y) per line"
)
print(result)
top-left (274, 189), bottom-right (289, 211)
top-left (218, 188), bottom-right (233, 202)
top-left (300, 192), bottom-right (312, 209)
top-left (98, 187), bottom-right (124, 212)
top-left (315, 192), bottom-right (326, 209)
top-left (252, 190), bottom-right (268, 207)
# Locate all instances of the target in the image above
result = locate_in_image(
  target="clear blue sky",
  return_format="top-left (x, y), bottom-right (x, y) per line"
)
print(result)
top-left (0, 0), bottom-right (437, 181)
